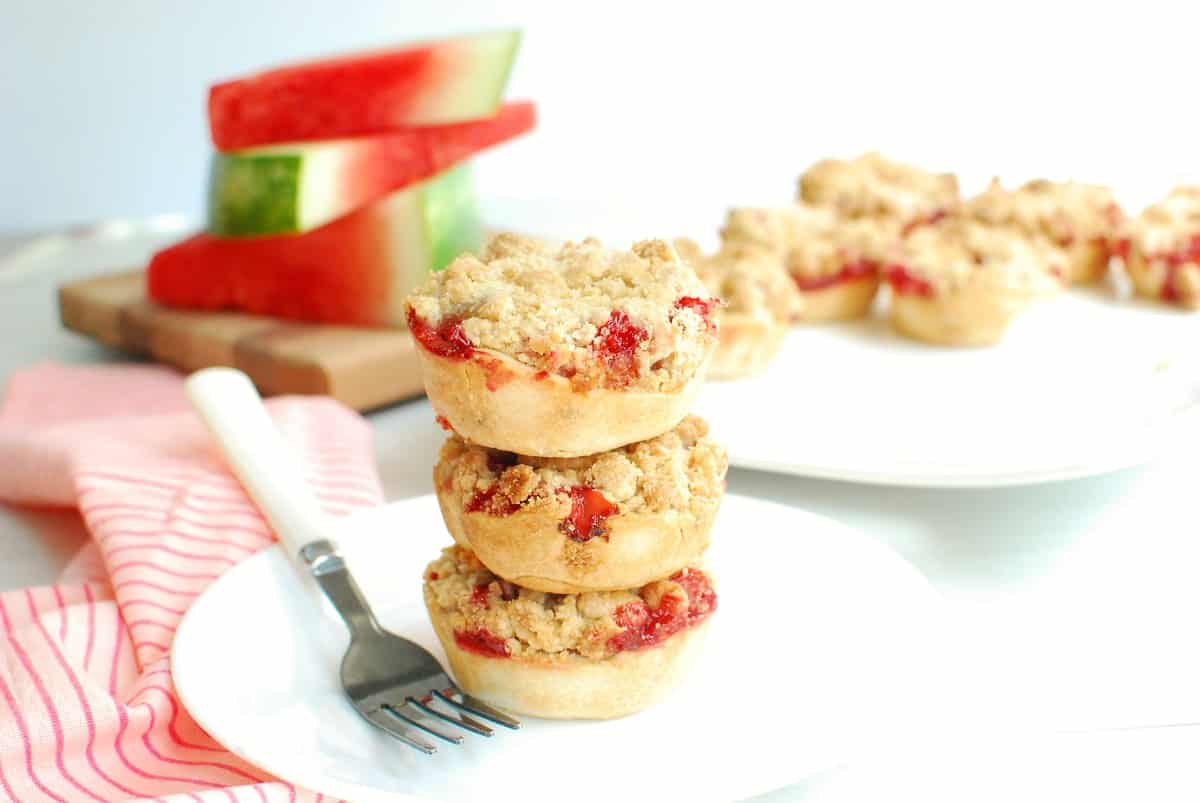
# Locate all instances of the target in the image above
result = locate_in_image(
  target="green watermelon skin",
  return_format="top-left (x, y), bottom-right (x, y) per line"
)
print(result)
top-left (207, 101), bottom-right (534, 237)
top-left (208, 30), bottom-right (521, 150)
top-left (149, 165), bottom-right (481, 326)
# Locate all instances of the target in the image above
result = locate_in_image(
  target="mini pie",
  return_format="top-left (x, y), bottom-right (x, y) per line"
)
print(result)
top-left (968, 178), bottom-right (1127, 284)
top-left (405, 234), bottom-right (720, 457)
top-left (719, 205), bottom-right (897, 321)
top-left (434, 415), bottom-right (727, 593)
top-left (885, 218), bottom-right (1061, 347)
top-left (673, 239), bottom-right (801, 377)
top-left (424, 545), bottom-right (717, 720)
top-left (1125, 187), bottom-right (1200, 310)
top-left (797, 152), bottom-right (960, 233)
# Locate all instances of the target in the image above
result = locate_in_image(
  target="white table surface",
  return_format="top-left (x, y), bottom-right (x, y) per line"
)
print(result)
top-left (2, 227), bottom-right (1200, 802)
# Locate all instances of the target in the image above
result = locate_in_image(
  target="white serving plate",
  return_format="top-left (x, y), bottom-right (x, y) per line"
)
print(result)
top-left (173, 494), bottom-right (940, 803)
top-left (696, 290), bottom-right (1200, 487)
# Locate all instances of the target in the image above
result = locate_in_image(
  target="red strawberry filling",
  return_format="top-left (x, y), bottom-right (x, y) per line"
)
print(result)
top-left (409, 310), bottom-right (517, 390)
top-left (464, 485), bottom-right (520, 516)
top-left (469, 583), bottom-right (491, 609)
top-left (591, 310), bottom-right (649, 388)
top-left (558, 485), bottom-right (617, 542)
top-left (1149, 233), bottom-right (1200, 303)
top-left (900, 208), bottom-right (948, 237)
top-left (672, 296), bottom-right (719, 334)
top-left (883, 264), bottom-right (935, 298)
top-left (792, 259), bottom-right (878, 292)
top-left (453, 627), bottom-right (510, 658)
top-left (408, 310), bottom-right (475, 360)
top-left (607, 568), bottom-right (717, 653)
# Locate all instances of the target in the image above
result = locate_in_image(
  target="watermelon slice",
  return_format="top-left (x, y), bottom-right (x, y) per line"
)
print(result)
top-left (208, 100), bottom-right (534, 237)
top-left (149, 165), bottom-right (481, 326)
top-left (209, 30), bottom-right (521, 150)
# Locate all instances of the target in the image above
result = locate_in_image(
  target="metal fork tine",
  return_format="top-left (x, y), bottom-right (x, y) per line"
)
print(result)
top-left (410, 697), bottom-right (494, 737)
top-left (383, 704), bottom-right (464, 745)
top-left (363, 708), bottom-right (437, 754)
top-left (434, 689), bottom-right (521, 729)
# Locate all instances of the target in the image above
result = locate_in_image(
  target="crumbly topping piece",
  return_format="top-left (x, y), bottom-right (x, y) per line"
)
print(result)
top-left (797, 152), bottom-right (959, 222)
top-left (1134, 186), bottom-right (1200, 256)
top-left (436, 414), bottom-right (727, 520)
top-left (424, 546), bottom-right (716, 660)
top-left (720, 205), bottom-right (898, 279)
top-left (898, 218), bottom-right (1062, 294)
top-left (968, 178), bottom-right (1125, 246)
top-left (405, 234), bottom-right (718, 392)
top-left (674, 239), bottom-right (802, 323)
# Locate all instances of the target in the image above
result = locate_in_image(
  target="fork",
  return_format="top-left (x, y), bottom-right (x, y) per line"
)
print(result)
top-left (186, 367), bottom-right (519, 754)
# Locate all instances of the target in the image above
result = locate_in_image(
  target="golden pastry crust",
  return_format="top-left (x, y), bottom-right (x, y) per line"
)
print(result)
top-left (886, 218), bottom-right (1061, 346)
top-left (414, 346), bottom-right (709, 456)
top-left (675, 239), bottom-right (799, 377)
top-left (1126, 187), bottom-right (1200, 309)
top-left (423, 544), bottom-right (716, 664)
top-left (797, 152), bottom-right (959, 226)
top-left (429, 599), bottom-right (711, 720)
top-left (794, 278), bottom-right (882, 322)
top-left (433, 416), bottom-right (727, 592)
top-left (407, 234), bottom-right (718, 455)
top-left (406, 234), bottom-right (718, 393)
top-left (968, 178), bottom-right (1126, 284)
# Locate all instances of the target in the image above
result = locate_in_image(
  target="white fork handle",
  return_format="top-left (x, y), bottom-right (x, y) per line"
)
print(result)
top-left (185, 367), bottom-right (333, 569)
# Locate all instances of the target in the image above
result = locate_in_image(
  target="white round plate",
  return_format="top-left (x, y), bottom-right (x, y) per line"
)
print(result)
top-left (696, 291), bottom-right (1200, 487)
top-left (173, 494), bottom-right (939, 803)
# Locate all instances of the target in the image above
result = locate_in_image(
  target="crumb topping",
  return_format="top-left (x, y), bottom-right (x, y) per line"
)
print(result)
top-left (1134, 186), bottom-right (1200, 256)
top-left (719, 205), bottom-right (898, 279)
top-left (968, 178), bottom-right (1126, 246)
top-left (1131, 187), bottom-right (1200, 305)
top-left (674, 238), bottom-right (802, 323)
top-left (435, 414), bottom-right (727, 522)
top-left (894, 218), bottom-right (1062, 295)
top-left (424, 546), bottom-right (716, 660)
top-left (797, 152), bottom-right (959, 222)
top-left (405, 234), bottom-right (718, 392)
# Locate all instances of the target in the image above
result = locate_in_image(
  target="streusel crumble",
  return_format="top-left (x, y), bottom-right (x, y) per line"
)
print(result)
top-left (797, 152), bottom-right (959, 229)
top-left (436, 415), bottom-right (726, 531)
top-left (406, 234), bottom-right (718, 393)
top-left (968, 178), bottom-right (1126, 283)
top-left (675, 239), bottom-right (801, 326)
top-left (885, 218), bottom-right (1061, 346)
top-left (889, 218), bottom-right (1061, 297)
top-left (720, 204), bottom-right (897, 286)
top-left (1127, 187), bottom-right (1200, 308)
top-left (423, 545), bottom-right (717, 661)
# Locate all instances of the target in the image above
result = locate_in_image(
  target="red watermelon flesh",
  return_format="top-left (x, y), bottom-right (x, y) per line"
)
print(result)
top-left (149, 165), bottom-right (482, 326)
top-left (209, 30), bottom-right (521, 150)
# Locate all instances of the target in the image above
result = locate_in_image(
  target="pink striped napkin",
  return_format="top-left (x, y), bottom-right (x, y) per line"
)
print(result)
top-left (0, 362), bottom-right (386, 802)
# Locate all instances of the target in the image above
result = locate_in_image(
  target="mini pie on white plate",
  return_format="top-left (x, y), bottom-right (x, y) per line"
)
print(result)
top-left (433, 415), bottom-right (727, 593)
top-left (673, 239), bottom-right (801, 377)
top-left (423, 545), bottom-right (717, 720)
top-left (1125, 186), bottom-right (1200, 310)
top-left (797, 151), bottom-right (960, 234)
top-left (719, 205), bottom-right (897, 322)
top-left (405, 234), bottom-right (719, 457)
top-left (884, 218), bottom-right (1061, 347)
top-left (968, 178), bottom-right (1127, 285)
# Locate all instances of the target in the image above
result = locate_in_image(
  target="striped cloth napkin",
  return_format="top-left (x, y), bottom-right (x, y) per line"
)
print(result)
top-left (0, 362), bottom-right (385, 802)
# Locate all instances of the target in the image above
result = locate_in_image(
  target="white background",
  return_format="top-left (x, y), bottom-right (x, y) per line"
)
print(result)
top-left (5, 5), bottom-right (1200, 799)
top-left (3, 0), bottom-right (1198, 235)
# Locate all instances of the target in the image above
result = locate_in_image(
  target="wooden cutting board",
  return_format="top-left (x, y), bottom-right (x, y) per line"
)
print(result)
top-left (58, 270), bottom-right (424, 411)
